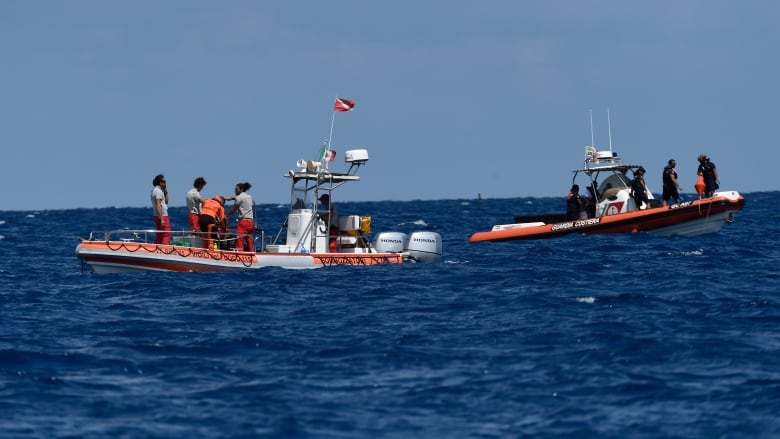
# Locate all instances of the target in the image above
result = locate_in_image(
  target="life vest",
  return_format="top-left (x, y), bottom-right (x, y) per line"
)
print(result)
top-left (201, 198), bottom-right (224, 221)
top-left (630, 176), bottom-right (643, 195)
top-left (566, 192), bottom-right (582, 216)
top-left (662, 166), bottom-right (676, 186)
top-left (700, 162), bottom-right (716, 178)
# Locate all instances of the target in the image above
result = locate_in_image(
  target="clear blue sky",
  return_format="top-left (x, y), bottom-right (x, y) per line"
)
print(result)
top-left (2, 1), bottom-right (778, 211)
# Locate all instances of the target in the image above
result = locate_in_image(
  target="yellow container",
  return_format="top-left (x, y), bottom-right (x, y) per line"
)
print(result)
top-left (360, 216), bottom-right (372, 234)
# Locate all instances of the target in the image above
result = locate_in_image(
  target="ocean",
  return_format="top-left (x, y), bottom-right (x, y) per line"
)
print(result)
top-left (1, 192), bottom-right (778, 438)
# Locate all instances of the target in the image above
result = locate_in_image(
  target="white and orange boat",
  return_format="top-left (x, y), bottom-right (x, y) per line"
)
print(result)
top-left (77, 149), bottom-right (443, 273)
top-left (470, 147), bottom-right (745, 243)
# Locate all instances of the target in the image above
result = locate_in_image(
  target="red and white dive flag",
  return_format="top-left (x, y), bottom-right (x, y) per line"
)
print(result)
top-left (334, 97), bottom-right (355, 112)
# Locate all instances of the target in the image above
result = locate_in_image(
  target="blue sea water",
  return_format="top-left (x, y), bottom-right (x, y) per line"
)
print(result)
top-left (1, 192), bottom-right (779, 438)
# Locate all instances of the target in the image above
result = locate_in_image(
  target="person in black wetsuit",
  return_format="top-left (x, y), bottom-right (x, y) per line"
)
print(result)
top-left (631, 167), bottom-right (650, 210)
top-left (697, 154), bottom-right (719, 197)
top-left (662, 159), bottom-right (683, 206)
top-left (585, 181), bottom-right (598, 217)
top-left (566, 184), bottom-right (585, 220)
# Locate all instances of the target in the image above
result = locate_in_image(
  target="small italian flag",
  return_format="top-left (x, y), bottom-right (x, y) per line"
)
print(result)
top-left (320, 147), bottom-right (336, 162)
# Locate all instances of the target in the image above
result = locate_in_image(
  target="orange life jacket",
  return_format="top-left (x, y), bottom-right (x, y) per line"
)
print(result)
top-left (201, 198), bottom-right (224, 221)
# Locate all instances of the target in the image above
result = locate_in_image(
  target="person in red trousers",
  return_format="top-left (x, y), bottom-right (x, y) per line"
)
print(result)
top-left (226, 182), bottom-right (255, 252)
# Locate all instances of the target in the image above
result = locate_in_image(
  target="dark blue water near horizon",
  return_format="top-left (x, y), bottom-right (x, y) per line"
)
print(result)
top-left (1, 192), bottom-right (779, 438)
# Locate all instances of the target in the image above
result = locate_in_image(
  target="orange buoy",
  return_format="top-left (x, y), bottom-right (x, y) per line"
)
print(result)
top-left (694, 175), bottom-right (706, 197)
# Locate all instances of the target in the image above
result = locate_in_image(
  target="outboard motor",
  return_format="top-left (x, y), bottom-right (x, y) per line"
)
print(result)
top-left (373, 232), bottom-right (407, 253)
top-left (405, 231), bottom-right (443, 263)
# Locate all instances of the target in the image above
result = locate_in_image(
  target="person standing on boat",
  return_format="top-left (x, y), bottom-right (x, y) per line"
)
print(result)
top-left (226, 182), bottom-right (255, 252)
top-left (585, 181), bottom-right (598, 218)
top-left (318, 194), bottom-right (338, 228)
top-left (151, 174), bottom-right (171, 245)
top-left (630, 167), bottom-right (651, 210)
top-left (661, 159), bottom-right (683, 206)
top-left (697, 154), bottom-right (719, 197)
top-left (186, 177), bottom-right (207, 231)
top-left (199, 195), bottom-right (225, 249)
top-left (566, 185), bottom-right (586, 220)
top-left (319, 194), bottom-right (339, 252)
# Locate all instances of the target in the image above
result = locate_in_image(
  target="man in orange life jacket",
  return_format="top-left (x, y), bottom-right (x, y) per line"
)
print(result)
top-left (199, 195), bottom-right (225, 249)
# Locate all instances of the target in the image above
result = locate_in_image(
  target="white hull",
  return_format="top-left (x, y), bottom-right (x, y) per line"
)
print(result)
top-left (647, 209), bottom-right (737, 237)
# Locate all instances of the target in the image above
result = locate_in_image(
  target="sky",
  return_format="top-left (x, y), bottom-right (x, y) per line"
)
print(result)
top-left (2, 1), bottom-right (779, 211)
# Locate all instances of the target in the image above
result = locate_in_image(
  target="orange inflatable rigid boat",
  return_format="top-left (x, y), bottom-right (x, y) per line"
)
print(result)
top-left (470, 147), bottom-right (744, 243)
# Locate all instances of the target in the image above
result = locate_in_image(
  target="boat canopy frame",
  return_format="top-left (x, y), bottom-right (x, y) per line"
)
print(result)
top-left (571, 155), bottom-right (645, 203)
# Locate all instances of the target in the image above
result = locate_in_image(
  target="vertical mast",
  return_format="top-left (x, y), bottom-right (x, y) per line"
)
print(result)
top-left (589, 109), bottom-right (595, 149)
top-left (325, 103), bottom-right (337, 170)
top-left (607, 107), bottom-right (613, 154)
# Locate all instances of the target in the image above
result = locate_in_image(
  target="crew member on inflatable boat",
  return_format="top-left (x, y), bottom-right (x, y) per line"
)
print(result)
top-left (697, 154), bottom-right (719, 197)
top-left (226, 182), bottom-right (255, 252)
top-left (186, 177), bottom-right (207, 231)
top-left (199, 195), bottom-right (226, 249)
top-left (585, 181), bottom-right (598, 218)
top-left (631, 167), bottom-right (650, 210)
top-left (566, 185), bottom-right (586, 220)
top-left (662, 160), bottom-right (683, 206)
top-left (151, 174), bottom-right (171, 245)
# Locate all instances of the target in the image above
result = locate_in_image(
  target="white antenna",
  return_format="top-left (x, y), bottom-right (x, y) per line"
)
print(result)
top-left (589, 109), bottom-right (595, 148)
top-left (607, 107), bottom-right (613, 153)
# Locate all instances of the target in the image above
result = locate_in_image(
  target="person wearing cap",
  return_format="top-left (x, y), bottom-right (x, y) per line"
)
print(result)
top-left (697, 154), bottom-right (719, 197)
top-left (630, 166), bottom-right (651, 210)
top-left (662, 160), bottom-right (683, 206)
top-left (186, 177), bottom-right (207, 231)
top-left (199, 195), bottom-right (226, 249)
top-left (318, 194), bottom-right (338, 225)
top-left (566, 184), bottom-right (585, 220)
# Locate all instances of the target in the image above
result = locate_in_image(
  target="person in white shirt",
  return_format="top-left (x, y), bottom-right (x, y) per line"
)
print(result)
top-left (226, 182), bottom-right (255, 252)
top-left (186, 177), bottom-right (207, 231)
top-left (151, 174), bottom-right (170, 244)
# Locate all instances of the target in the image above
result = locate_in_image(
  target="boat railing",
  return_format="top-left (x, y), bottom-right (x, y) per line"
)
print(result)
top-left (83, 229), bottom-right (265, 251)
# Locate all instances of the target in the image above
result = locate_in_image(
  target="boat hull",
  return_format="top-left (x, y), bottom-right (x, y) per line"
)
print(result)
top-left (470, 191), bottom-right (745, 242)
top-left (76, 240), bottom-right (404, 274)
